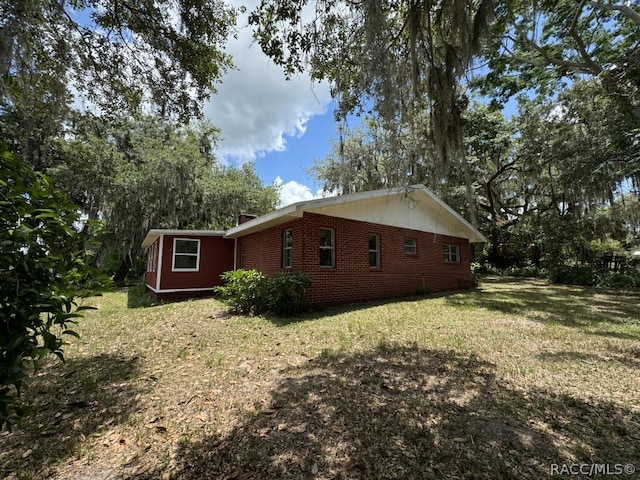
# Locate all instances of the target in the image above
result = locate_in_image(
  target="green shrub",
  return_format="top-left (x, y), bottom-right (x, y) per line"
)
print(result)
top-left (216, 269), bottom-right (268, 314)
top-left (265, 272), bottom-right (312, 315)
top-left (549, 265), bottom-right (640, 288)
top-left (477, 264), bottom-right (546, 278)
top-left (549, 265), bottom-right (598, 286)
top-left (216, 269), bottom-right (312, 316)
top-left (597, 271), bottom-right (640, 288)
top-left (470, 262), bottom-right (482, 287)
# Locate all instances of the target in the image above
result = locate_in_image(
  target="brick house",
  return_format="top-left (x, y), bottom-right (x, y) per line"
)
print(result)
top-left (143, 185), bottom-right (485, 304)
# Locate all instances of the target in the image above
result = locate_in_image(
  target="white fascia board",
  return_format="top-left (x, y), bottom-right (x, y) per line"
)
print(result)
top-left (225, 188), bottom-right (409, 238)
top-left (225, 204), bottom-right (301, 237)
top-left (412, 186), bottom-right (487, 243)
top-left (142, 229), bottom-right (226, 248)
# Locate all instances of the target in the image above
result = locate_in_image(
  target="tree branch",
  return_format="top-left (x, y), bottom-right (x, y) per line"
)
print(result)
top-left (569, 0), bottom-right (603, 75)
top-left (588, 1), bottom-right (640, 26)
top-left (511, 19), bottom-right (599, 74)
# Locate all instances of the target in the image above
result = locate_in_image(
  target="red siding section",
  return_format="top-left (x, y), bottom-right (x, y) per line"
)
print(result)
top-left (149, 235), bottom-right (235, 298)
top-left (237, 212), bottom-right (472, 305)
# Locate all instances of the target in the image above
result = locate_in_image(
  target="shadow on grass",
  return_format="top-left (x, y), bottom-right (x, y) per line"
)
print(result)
top-left (1, 354), bottom-right (147, 478)
top-left (137, 345), bottom-right (638, 480)
top-left (445, 277), bottom-right (640, 330)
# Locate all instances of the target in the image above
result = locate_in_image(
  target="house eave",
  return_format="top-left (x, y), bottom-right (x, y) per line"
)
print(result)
top-left (142, 229), bottom-right (227, 249)
top-left (225, 185), bottom-right (486, 243)
top-left (225, 204), bottom-right (302, 238)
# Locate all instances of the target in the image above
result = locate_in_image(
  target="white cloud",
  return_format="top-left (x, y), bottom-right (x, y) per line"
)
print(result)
top-left (274, 177), bottom-right (316, 207)
top-left (205, 4), bottom-right (332, 163)
top-left (274, 177), bottom-right (337, 207)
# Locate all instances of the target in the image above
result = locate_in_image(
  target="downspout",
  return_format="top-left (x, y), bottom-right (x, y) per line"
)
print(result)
top-left (233, 238), bottom-right (237, 271)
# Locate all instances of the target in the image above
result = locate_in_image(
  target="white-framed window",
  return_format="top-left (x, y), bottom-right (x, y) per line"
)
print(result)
top-left (147, 242), bottom-right (157, 272)
top-left (404, 238), bottom-right (417, 255)
top-left (172, 238), bottom-right (200, 271)
top-left (369, 234), bottom-right (380, 268)
top-left (282, 229), bottom-right (293, 268)
top-left (319, 228), bottom-right (335, 267)
top-left (443, 243), bottom-right (460, 263)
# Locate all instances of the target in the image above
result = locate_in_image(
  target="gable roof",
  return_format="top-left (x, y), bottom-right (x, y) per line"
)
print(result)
top-left (225, 185), bottom-right (486, 243)
top-left (141, 229), bottom-right (227, 249)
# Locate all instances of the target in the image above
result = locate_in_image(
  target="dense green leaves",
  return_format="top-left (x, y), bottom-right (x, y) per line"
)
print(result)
top-left (311, 80), bottom-right (640, 272)
top-left (0, 0), bottom-right (237, 123)
top-left (49, 116), bottom-right (280, 283)
top-left (216, 269), bottom-right (312, 316)
top-left (0, 145), bottom-right (108, 428)
top-left (479, 0), bottom-right (640, 119)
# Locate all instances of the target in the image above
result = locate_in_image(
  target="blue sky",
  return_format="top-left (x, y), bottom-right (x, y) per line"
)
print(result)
top-left (203, 0), bottom-right (340, 207)
top-left (252, 112), bottom-right (338, 201)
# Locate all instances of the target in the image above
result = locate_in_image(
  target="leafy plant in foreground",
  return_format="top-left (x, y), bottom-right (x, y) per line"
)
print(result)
top-left (0, 145), bottom-right (107, 429)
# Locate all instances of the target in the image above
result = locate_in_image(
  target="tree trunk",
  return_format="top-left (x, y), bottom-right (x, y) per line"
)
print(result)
top-left (487, 226), bottom-right (503, 267)
top-left (462, 153), bottom-right (479, 228)
top-left (112, 254), bottom-right (133, 286)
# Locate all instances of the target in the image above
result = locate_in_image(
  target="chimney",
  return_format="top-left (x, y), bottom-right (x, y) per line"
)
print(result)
top-left (237, 213), bottom-right (257, 225)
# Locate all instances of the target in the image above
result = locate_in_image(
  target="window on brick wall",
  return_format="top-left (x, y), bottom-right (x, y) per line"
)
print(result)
top-left (404, 238), bottom-right (417, 255)
top-left (369, 234), bottom-right (380, 268)
top-left (282, 229), bottom-right (293, 268)
top-left (239, 240), bottom-right (246, 269)
top-left (442, 243), bottom-right (460, 263)
top-left (319, 228), bottom-right (335, 267)
top-left (172, 238), bottom-right (200, 271)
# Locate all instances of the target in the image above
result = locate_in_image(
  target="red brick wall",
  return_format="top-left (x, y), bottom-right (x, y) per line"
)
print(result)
top-left (236, 218), bottom-right (303, 273)
top-left (238, 212), bottom-right (472, 305)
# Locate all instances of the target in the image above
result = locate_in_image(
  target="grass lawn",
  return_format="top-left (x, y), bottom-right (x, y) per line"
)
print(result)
top-left (1, 278), bottom-right (639, 479)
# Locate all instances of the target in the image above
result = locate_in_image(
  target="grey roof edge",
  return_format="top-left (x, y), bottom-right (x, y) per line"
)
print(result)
top-left (141, 229), bottom-right (227, 249)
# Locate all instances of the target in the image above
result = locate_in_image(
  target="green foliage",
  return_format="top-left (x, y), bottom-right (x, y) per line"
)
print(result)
top-left (548, 266), bottom-right (599, 287)
top-left (470, 262), bottom-right (482, 287)
top-left (216, 269), bottom-right (268, 315)
top-left (549, 265), bottom-right (640, 288)
top-left (0, 145), bottom-right (107, 429)
top-left (479, 0), bottom-right (640, 121)
top-left (1, 0), bottom-right (237, 125)
top-left (478, 265), bottom-right (546, 279)
top-left (49, 116), bottom-right (279, 282)
top-left (597, 271), bottom-right (640, 289)
top-left (216, 270), bottom-right (312, 316)
top-left (250, 0), bottom-right (493, 167)
top-left (266, 271), bottom-right (313, 316)
top-left (208, 163), bottom-right (281, 230)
